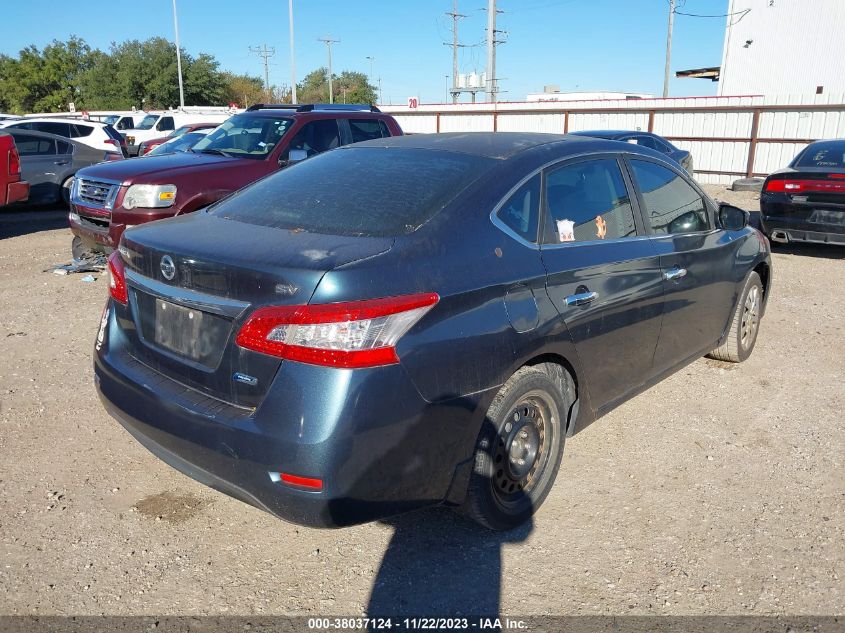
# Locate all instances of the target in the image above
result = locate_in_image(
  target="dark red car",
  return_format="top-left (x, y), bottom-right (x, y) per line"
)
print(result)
top-left (69, 104), bottom-right (402, 257)
top-left (0, 132), bottom-right (29, 206)
top-left (137, 122), bottom-right (221, 156)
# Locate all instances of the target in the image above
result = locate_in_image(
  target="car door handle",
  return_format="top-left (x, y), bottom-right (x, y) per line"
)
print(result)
top-left (663, 267), bottom-right (688, 281)
top-left (564, 291), bottom-right (598, 306)
top-left (53, 160), bottom-right (70, 165)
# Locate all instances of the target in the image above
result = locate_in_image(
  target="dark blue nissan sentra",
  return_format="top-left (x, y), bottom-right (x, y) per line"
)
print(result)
top-left (95, 132), bottom-right (772, 530)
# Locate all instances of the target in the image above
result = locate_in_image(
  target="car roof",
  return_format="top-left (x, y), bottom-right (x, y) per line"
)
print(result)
top-left (802, 138), bottom-right (845, 149)
top-left (6, 128), bottom-right (83, 145)
top-left (571, 130), bottom-right (651, 139)
top-left (10, 117), bottom-right (107, 127)
top-left (345, 132), bottom-right (593, 159)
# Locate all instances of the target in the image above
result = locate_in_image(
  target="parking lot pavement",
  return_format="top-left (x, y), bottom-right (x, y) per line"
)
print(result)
top-left (0, 189), bottom-right (842, 617)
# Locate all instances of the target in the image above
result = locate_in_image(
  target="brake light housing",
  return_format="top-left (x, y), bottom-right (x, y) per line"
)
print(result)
top-left (107, 251), bottom-right (128, 305)
top-left (765, 177), bottom-right (845, 194)
top-left (236, 293), bottom-right (439, 368)
top-left (8, 146), bottom-right (20, 176)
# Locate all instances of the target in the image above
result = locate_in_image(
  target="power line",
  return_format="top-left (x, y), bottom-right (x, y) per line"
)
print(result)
top-left (485, 0), bottom-right (506, 103)
top-left (444, 0), bottom-right (468, 103)
top-left (675, 8), bottom-right (751, 18)
top-left (249, 44), bottom-right (276, 99)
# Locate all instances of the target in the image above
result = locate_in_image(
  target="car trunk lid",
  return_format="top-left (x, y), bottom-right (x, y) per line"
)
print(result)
top-left (118, 212), bottom-right (393, 408)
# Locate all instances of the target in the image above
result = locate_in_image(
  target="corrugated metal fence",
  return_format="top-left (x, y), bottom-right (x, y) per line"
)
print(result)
top-left (382, 94), bottom-right (845, 185)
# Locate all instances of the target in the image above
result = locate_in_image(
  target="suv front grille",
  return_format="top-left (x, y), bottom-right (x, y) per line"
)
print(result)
top-left (77, 179), bottom-right (118, 209)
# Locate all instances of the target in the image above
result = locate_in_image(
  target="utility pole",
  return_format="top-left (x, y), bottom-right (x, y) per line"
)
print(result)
top-left (171, 0), bottom-right (185, 108)
top-left (318, 36), bottom-right (340, 104)
top-left (250, 44), bottom-right (276, 101)
top-left (444, 0), bottom-right (467, 104)
top-left (289, 0), bottom-right (297, 104)
top-left (485, 0), bottom-right (505, 103)
top-left (663, 0), bottom-right (675, 98)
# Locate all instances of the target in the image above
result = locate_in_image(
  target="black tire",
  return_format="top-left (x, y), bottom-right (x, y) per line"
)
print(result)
top-left (61, 176), bottom-right (74, 207)
top-left (460, 363), bottom-right (573, 530)
top-left (708, 271), bottom-right (763, 363)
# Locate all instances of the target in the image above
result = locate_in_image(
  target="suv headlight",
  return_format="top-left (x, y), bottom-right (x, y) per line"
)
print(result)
top-left (123, 184), bottom-right (177, 210)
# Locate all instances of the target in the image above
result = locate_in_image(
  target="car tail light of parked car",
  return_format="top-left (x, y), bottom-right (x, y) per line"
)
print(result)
top-left (236, 293), bottom-right (440, 368)
top-left (107, 251), bottom-right (127, 305)
top-left (764, 176), bottom-right (845, 193)
top-left (8, 144), bottom-right (20, 176)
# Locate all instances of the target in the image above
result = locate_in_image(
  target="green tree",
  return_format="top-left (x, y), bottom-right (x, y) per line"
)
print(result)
top-left (0, 37), bottom-right (93, 113)
top-left (297, 68), bottom-right (376, 105)
top-left (221, 72), bottom-right (265, 108)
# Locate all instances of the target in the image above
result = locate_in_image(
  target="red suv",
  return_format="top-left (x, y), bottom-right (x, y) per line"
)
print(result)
top-left (68, 104), bottom-right (402, 256)
top-left (0, 132), bottom-right (29, 206)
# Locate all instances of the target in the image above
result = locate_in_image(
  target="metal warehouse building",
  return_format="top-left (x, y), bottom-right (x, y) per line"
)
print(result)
top-left (718, 0), bottom-right (845, 96)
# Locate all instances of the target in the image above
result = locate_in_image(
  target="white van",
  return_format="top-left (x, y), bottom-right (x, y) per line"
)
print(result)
top-left (96, 112), bottom-right (141, 132)
top-left (123, 108), bottom-right (236, 155)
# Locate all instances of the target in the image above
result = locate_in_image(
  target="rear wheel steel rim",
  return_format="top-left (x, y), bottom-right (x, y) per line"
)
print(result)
top-left (492, 389), bottom-right (555, 504)
top-left (741, 285), bottom-right (761, 349)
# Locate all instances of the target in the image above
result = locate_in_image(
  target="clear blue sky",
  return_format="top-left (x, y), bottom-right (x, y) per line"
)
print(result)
top-left (0, 0), bottom-right (728, 104)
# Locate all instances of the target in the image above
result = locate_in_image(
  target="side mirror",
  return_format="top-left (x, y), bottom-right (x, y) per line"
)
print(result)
top-left (288, 148), bottom-right (308, 164)
top-left (719, 203), bottom-right (749, 231)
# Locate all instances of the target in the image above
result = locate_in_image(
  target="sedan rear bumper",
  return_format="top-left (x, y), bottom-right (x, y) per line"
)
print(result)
top-left (760, 215), bottom-right (845, 246)
top-left (94, 304), bottom-right (485, 527)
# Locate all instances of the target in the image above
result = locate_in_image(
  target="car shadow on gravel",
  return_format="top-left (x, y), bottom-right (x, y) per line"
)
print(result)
top-left (0, 205), bottom-right (68, 240)
top-left (366, 507), bottom-right (532, 619)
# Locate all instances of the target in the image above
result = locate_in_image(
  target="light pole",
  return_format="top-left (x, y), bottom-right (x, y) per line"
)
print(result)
top-left (366, 56), bottom-right (375, 103)
top-left (172, 0), bottom-right (185, 108)
top-left (663, 0), bottom-right (676, 98)
top-left (318, 36), bottom-right (340, 104)
top-left (289, 0), bottom-right (297, 104)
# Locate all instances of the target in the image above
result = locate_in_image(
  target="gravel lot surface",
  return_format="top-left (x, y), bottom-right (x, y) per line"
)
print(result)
top-left (0, 186), bottom-right (842, 618)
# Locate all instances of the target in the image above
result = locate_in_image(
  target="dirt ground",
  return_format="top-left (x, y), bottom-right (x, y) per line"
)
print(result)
top-left (0, 186), bottom-right (842, 619)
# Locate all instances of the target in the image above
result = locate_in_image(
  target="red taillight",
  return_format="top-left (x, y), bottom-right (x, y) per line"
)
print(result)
top-left (105, 139), bottom-right (119, 147)
top-left (765, 178), bottom-right (845, 193)
top-left (107, 251), bottom-right (127, 305)
top-left (236, 293), bottom-right (440, 368)
top-left (8, 147), bottom-right (20, 176)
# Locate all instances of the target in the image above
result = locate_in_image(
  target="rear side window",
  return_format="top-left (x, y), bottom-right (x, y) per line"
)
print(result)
top-left (33, 121), bottom-right (71, 137)
top-left (211, 147), bottom-right (495, 237)
top-left (794, 142), bottom-right (845, 168)
top-left (57, 140), bottom-right (72, 154)
top-left (348, 119), bottom-right (389, 143)
top-left (14, 134), bottom-right (56, 156)
top-left (70, 124), bottom-right (93, 138)
top-left (629, 159), bottom-right (709, 234)
top-left (495, 175), bottom-right (541, 243)
top-left (542, 158), bottom-right (637, 244)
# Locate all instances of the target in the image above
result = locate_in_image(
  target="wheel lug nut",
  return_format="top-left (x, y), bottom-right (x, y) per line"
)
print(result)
top-left (520, 430), bottom-right (528, 439)
top-left (504, 422), bottom-right (512, 432)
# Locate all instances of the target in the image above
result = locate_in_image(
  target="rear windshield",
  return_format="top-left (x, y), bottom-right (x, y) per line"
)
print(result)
top-left (794, 142), bottom-right (845, 168)
top-left (209, 147), bottom-right (495, 237)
